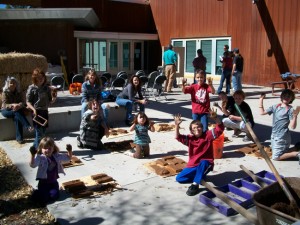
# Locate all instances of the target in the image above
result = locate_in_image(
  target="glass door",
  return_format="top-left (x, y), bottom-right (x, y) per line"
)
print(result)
top-left (133, 42), bottom-right (142, 71)
top-left (108, 41), bottom-right (118, 74)
top-left (121, 41), bottom-right (131, 72)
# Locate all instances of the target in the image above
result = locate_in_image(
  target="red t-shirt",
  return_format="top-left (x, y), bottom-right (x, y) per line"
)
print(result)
top-left (184, 83), bottom-right (212, 114)
top-left (176, 123), bottom-right (224, 168)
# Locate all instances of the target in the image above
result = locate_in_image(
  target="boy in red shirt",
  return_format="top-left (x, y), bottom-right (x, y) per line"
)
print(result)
top-left (182, 70), bottom-right (215, 132)
top-left (174, 113), bottom-right (224, 196)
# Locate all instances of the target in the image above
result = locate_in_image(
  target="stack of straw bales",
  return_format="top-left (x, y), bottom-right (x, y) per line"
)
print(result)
top-left (0, 52), bottom-right (48, 106)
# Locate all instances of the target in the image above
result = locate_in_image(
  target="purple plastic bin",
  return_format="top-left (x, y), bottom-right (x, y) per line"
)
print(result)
top-left (199, 170), bottom-right (282, 216)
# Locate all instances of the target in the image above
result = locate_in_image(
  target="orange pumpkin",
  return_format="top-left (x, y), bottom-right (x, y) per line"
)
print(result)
top-left (69, 83), bottom-right (82, 95)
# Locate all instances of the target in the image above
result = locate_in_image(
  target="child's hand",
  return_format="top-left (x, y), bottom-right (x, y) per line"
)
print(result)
top-left (91, 114), bottom-right (98, 120)
top-left (29, 146), bottom-right (37, 155)
top-left (209, 108), bottom-right (217, 119)
top-left (182, 78), bottom-right (187, 85)
top-left (66, 144), bottom-right (72, 152)
top-left (149, 120), bottom-right (155, 126)
top-left (105, 127), bottom-right (110, 138)
top-left (293, 106), bottom-right (300, 117)
top-left (260, 93), bottom-right (266, 100)
top-left (174, 114), bottom-right (182, 126)
top-left (222, 100), bottom-right (227, 108)
top-left (207, 77), bottom-right (213, 85)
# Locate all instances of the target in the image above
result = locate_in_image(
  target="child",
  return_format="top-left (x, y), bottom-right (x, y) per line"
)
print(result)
top-left (1, 76), bottom-right (34, 143)
top-left (213, 91), bottom-right (235, 118)
top-left (29, 137), bottom-right (72, 205)
top-left (259, 90), bottom-right (299, 162)
top-left (174, 112), bottom-right (224, 196)
top-left (222, 90), bottom-right (254, 142)
top-left (26, 68), bottom-right (56, 149)
top-left (182, 70), bottom-right (215, 132)
top-left (77, 99), bottom-right (109, 150)
top-left (124, 112), bottom-right (155, 158)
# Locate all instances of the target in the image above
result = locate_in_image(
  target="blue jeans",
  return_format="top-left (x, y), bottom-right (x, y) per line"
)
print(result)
top-left (232, 71), bottom-right (242, 91)
top-left (116, 97), bottom-right (145, 121)
top-left (34, 126), bottom-right (46, 149)
top-left (217, 68), bottom-right (231, 94)
top-left (176, 160), bottom-right (212, 185)
top-left (192, 113), bottom-right (208, 132)
top-left (1, 109), bottom-right (31, 141)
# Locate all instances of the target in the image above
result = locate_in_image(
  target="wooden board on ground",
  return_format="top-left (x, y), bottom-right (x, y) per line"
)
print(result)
top-left (61, 173), bottom-right (120, 199)
top-left (108, 128), bottom-right (133, 139)
top-left (62, 156), bottom-right (83, 168)
top-left (104, 139), bottom-right (134, 152)
top-left (236, 143), bottom-right (272, 158)
top-left (144, 155), bottom-right (187, 177)
top-left (154, 123), bottom-right (176, 132)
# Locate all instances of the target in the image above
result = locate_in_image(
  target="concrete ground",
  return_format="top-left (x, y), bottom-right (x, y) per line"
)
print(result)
top-left (1, 84), bottom-right (300, 225)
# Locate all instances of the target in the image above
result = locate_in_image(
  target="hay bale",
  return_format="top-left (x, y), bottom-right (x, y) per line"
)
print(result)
top-left (0, 52), bottom-right (48, 94)
top-left (0, 52), bottom-right (48, 74)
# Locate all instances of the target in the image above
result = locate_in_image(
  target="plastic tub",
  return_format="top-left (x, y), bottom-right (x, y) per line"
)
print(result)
top-left (213, 132), bottom-right (224, 159)
top-left (252, 177), bottom-right (300, 225)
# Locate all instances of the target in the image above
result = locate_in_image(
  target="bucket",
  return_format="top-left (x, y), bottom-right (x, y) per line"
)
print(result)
top-left (252, 177), bottom-right (300, 225)
top-left (213, 132), bottom-right (224, 159)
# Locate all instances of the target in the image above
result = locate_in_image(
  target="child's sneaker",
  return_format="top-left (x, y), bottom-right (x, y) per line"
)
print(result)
top-left (243, 133), bottom-right (253, 142)
top-left (232, 129), bottom-right (242, 138)
top-left (124, 148), bottom-right (135, 157)
top-left (186, 184), bottom-right (200, 196)
top-left (77, 136), bottom-right (83, 148)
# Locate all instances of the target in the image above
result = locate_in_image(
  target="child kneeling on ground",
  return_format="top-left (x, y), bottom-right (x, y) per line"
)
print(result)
top-left (124, 112), bottom-right (155, 158)
top-left (174, 111), bottom-right (224, 196)
top-left (29, 137), bottom-right (73, 205)
top-left (77, 99), bottom-right (109, 150)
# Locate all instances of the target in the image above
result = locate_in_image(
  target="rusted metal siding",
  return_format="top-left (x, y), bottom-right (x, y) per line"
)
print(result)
top-left (150, 0), bottom-right (300, 88)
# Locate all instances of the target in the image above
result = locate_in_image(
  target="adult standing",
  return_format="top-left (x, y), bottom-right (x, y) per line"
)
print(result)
top-left (163, 44), bottom-right (177, 93)
top-left (116, 75), bottom-right (147, 126)
top-left (192, 49), bottom-right (207, 83)
top-left (217, 45), bottom-right (233, 94)
top-left (231, 48), bottom-right (244, 92)
top-left (217, 46), bottom-right (233, 94)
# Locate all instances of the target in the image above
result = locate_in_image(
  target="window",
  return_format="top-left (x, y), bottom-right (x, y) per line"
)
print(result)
top-left (172, 37), bottom-right (231, 75)
top-left (186, 40), bottom-right (196, 73)
top-left (109, 42), bottom-right (118, 69)
top-left (79, 40), bottom-right (106, 72)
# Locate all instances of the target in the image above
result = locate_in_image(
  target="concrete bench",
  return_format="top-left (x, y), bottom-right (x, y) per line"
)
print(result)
top-left (270, 80), bottom-right (295, 95)
top-left (0, 106), bottom-right (81, 141)
top-left (0, 103), bottom-right (127, 141)
top-left (102, 102), bottom-right (126, 127)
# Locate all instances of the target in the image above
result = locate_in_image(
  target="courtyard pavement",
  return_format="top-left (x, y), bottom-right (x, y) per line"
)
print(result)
top-left (1, 83), bottom-right (299, 225)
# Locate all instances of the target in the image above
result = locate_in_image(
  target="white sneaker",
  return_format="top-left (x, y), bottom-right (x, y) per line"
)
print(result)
top-left (124, 149), bottom-right (135, 157)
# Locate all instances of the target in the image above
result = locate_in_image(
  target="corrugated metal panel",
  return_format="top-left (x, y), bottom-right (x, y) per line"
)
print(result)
top-left (150, 0), bottom-right (300, 87)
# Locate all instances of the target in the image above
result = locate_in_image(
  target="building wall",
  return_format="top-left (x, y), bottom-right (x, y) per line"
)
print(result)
top-left (41, 0), bottom-right (157, 33)
top-left (150, 0), bottom-right (300, 87)
top-left (0, 21), bottom-right (76, 82)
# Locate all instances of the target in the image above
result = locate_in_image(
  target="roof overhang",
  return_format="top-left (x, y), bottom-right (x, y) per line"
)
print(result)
top-left (74, 31), bottom-right (158, 40)
top-left (0, 8), bottom-right (100, 28)
top-left (110, 0), bottom-right (149, 5)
